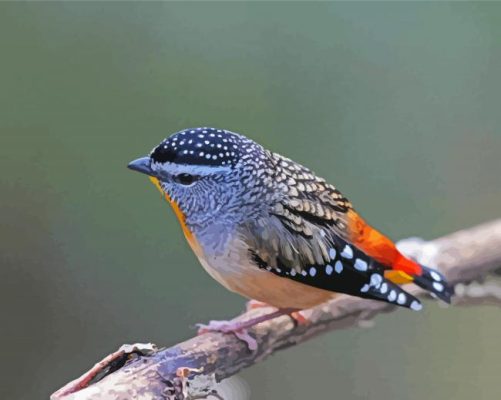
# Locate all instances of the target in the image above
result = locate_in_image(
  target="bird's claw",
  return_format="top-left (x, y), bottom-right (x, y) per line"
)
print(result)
top-left (290, 310), bottom-right (310, 326)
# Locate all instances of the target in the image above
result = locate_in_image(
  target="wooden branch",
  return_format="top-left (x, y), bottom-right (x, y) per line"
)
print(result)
top-left (52, 219), bottom-right (501, 400)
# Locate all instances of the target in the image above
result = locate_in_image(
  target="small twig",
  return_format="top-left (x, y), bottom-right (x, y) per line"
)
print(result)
top-left (51, 219), bottom-right (501, 400)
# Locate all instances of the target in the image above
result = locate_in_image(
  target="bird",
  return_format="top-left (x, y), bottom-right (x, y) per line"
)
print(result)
top-left (128, 127), bottom-right (453, 347)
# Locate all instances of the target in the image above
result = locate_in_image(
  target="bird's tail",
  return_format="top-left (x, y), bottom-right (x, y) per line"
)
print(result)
top-left (385, 255), bottom-right (453, 303)
top-left (412, 265), bottom-right (454, 303)
top-left (344, 210), bottom-right (454, 303)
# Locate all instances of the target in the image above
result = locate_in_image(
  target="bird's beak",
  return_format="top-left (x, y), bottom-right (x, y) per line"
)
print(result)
top-left (127, 157), bottom-right (154, 176)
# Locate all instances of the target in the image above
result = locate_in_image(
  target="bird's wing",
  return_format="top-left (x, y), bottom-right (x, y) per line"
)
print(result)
top-left (242, 212), bottom-right (422, 310)
top-left (240, 152), bottom-right (423, 309)
top-left (266, 151), bottom-right (420, 275)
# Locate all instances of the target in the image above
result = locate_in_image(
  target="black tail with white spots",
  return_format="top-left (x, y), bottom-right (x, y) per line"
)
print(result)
top-left (413, 265), bottom-right (454, 303)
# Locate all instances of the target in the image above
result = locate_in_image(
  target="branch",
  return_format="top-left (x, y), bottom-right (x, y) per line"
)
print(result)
top-left (52, 219), bottom-right (501, 400)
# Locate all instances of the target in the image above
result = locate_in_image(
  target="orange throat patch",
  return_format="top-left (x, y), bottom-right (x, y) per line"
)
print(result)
top-left (148, 177), bottom-right (201, 254)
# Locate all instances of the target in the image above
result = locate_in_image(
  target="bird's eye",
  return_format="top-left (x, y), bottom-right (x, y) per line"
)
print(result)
top-left (174, 173), bottom-right (198, 186)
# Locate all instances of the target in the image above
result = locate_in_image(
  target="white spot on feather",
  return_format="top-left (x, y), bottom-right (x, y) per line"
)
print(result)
top-left (335, 260), bottom-right (343, 273)
top-left (430, 271), bottom-right (442, 281)
top-left (360, 284), bottom-right (369, 293)
top-left (433, 282), bottom-right (444, 292)
top-left (340, 245), bottom-right (353, 259)
top-left (354, 258), bottom-right (368, 271)
top-left (370, 273), bottom-right (383, 288)
top-left (329, 248), bottom-right (336, 259)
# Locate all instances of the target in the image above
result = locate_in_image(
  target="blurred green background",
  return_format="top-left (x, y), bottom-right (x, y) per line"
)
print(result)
top-left (1, 2), bottom-right (500, 399)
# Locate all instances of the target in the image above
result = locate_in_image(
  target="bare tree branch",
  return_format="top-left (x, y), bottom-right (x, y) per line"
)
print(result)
top-left (52, 219), bottom-right (501, 400)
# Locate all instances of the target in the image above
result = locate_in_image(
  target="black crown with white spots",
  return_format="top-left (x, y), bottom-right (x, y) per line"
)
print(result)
top-left (150, 127), bottom-right (247, 167)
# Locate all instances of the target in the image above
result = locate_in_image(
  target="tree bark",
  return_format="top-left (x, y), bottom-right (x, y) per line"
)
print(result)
top-left (51, 219), bottom-right (501, 400)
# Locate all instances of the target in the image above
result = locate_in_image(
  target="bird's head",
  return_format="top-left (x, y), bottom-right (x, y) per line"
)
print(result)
top-left (128, 127), bottom-right (276, 228)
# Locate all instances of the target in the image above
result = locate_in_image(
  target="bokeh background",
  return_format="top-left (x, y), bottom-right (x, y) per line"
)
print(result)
top-left (1, 2), bottom-right (500, 399)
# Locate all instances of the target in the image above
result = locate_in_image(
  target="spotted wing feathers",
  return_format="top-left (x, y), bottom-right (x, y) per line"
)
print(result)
top-left (269, 152), bottom-right (352, 236)
top-left (243, 151), bottom-right (449, 310)
top-left (244, 217), bottom-right (422, 311)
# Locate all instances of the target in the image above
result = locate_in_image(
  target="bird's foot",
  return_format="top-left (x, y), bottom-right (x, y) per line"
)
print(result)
top-left (196, 308), bottom-right (294, 351)
top-left (290, 310), bottom-right (310, 326)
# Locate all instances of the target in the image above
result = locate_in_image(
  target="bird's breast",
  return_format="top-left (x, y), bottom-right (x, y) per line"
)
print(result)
top-left (193, 234), bottom-right (251, 290)
top-left (194, 236), bottom-right (335, 309)
top-left (162, 201), bottom-right (335, 310)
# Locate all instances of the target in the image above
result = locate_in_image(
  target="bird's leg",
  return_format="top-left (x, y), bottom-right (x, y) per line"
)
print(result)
top-left (197, 308), bottom-right (296, 351)
top-left (245, 299), bottom-right (272, 311)
top-left (245, 299), bottom-right (310, 325)
top-left (244, 300), bottom-right (310, 327)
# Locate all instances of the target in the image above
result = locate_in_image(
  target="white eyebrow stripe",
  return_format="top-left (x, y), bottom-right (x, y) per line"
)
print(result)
top-left (151, 161), bottom-right (232, 176)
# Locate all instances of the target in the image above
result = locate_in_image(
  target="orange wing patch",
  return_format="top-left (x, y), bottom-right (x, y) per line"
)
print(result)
top-left (347, 210), bottom-right (422, 277)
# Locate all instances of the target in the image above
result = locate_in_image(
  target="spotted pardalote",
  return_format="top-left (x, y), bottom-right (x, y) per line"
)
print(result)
top-left (128, 127), bottom-right (453, 336)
